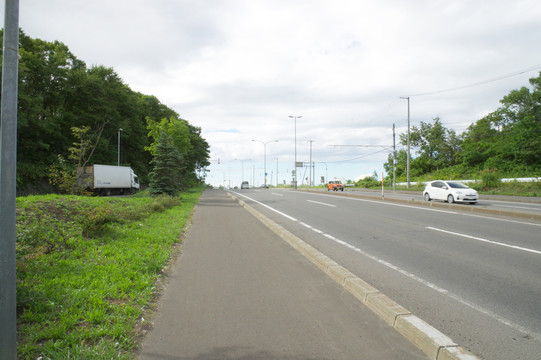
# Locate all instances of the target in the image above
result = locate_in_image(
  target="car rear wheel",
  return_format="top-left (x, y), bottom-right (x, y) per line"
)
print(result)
top-left (424, 193), bottom-right (431, 201)
top-left (447, 194), bottom-right (454, 204)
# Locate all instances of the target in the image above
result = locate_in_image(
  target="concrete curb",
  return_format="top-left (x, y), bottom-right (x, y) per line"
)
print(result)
top-left (297, 189), bottom-right (541, 222)
top-left (228, 192), bottom-right (480, 360)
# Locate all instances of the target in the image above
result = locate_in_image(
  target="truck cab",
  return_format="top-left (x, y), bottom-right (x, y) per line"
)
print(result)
top-left (130, 170), bottom-right (140, 193)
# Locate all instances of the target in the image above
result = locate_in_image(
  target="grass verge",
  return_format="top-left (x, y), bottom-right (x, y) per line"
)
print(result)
top-left (16, 188), bottom-right (203, 359)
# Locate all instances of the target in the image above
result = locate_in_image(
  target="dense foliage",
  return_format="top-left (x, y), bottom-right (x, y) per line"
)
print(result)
top-left (385, 72), bottom-right (541, 180)
top-left (148, 130), bottom-right (186, 196)
top-left (0, 30), bottom-right (210, 193)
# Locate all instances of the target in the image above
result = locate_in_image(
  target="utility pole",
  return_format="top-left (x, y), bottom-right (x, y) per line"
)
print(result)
top-left (0, 1), bottom-right (20, 359)
top-left (400, 96), bottom-right (411, 188)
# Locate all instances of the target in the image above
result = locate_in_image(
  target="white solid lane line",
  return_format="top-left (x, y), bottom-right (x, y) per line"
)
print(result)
top-left (232, 191), bottom-right (297, 221)
top-left (426, 227), bottom-right (541, 255)
top-left (307, 200), bottom-right (336, 207)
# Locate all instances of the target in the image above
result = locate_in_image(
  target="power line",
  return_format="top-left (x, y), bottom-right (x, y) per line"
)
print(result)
top-left (405, 63), bottom-right (541, 98)
top-left (325, 148), bottom-right (390, 164)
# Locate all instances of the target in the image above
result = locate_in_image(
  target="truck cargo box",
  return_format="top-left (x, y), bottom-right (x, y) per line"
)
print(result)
top-left (77, 164), bottom-right (139, 195)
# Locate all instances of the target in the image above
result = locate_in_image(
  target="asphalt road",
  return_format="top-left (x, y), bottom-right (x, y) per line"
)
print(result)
top-left (230, 188), bottom-right (541, 360)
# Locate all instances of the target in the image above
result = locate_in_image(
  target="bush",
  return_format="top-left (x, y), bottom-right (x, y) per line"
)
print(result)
top-left (16, 204), bottom-right (81, 258)
top-left (480, 168), bottom-right (500, 189)
top-left (78, 205), bottom-right (115, 237)
top-left (356, 172), bottom-right (380, 188)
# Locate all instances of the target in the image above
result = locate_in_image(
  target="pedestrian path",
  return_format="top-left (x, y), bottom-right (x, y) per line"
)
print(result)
top-left (138, 189), bottom-right (427, 359)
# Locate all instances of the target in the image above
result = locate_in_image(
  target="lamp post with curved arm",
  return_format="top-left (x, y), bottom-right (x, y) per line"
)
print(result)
top-left (289, 115), bottom-right (302, 188)
top-left (234, 158), bottom-right (252, 184)
top-left (252, 139), bottom-right (278, 188)
top-left (117, 128), bottom-right (123, 166)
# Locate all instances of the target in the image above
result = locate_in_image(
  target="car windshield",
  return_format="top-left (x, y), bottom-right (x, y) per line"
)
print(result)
top-left (447, 182), bottom-right (470, 189)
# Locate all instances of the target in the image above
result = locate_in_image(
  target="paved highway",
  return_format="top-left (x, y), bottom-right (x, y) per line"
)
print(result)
top-left (230, 188), bottom-right (541, 360)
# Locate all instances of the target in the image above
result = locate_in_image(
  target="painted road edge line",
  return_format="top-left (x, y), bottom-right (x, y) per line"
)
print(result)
top-left (228, 192), bottom-right (480, 360)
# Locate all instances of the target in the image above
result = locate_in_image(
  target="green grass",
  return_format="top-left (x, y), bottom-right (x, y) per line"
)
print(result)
top-left (16, 188), bottom-right (203, 359)
top-left (474, 180), bottom-right (541, 197)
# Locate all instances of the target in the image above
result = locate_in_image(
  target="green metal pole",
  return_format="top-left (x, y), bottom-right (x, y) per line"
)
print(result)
top-left (0, 0), bottom-right (20, 358)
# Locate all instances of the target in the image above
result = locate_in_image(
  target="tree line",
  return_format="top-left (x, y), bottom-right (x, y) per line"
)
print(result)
top-left (0, 30), bottom-right (210, 195)
top-left (384, 72), bottom-right (541, 181)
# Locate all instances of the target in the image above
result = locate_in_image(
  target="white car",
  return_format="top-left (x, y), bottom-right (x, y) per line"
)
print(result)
top-left (423, 180), bottom-right (478, 204)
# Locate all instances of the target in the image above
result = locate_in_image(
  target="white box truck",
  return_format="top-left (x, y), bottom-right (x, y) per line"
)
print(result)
top-left (77, 164), bottom-right (140, 195)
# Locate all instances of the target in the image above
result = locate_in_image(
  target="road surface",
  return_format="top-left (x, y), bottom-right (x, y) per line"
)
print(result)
top-left (231, 188), bottom-right (541, 360)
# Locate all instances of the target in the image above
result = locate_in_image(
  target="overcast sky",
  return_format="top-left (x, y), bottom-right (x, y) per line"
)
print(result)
top-left (8, 0), bottom-right (541, 186)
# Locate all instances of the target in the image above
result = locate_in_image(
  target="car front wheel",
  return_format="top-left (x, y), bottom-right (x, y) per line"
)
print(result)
top-left (424, 193), bottom-right (431, 201)
top-left (447, 194), bottom-right (454, 204)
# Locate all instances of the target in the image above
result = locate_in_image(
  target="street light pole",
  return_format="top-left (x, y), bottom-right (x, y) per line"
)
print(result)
top-left (400, 96), bottom-right (410, 188)
top-left (308, 140), bottom-right (313, 186)
top-left (289, 115), bottom-right (302, 188)
top-left (275, 157), bottom-right (279, 186)
top-left (321, 162), bottom-right (328, 185)
top-left (393, 123), bottom-right (397, 191)
top-left (252, 139), bottom-right (278, 188)
top-left (234, 158), bottom-right (252, 184)
top-left (117, 128), bottom-right (123, 166)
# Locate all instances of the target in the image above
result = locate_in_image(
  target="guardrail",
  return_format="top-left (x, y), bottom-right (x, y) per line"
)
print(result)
top-left (396, 177), bottom-right (539, 186)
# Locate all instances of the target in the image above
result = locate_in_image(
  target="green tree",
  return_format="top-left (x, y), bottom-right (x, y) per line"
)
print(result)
top-left (383, 149), bottom-right (407, 180)
top-left (185, 124), bottom-right (211, 185)
top-left (459, 114), bottom-right (500, 167)
top-left (146, 116), bottom-right (210, 187)
top-left (48, 155), bottom-right (76, 194)
top-left (400, 117), bottom-right (460, 175)
top-left (459, 72), bottom-right (541, 174)
top-left (10, 30), bottom-right (86, 184)
top-left (148, 132), bottom-right (185, 196)
top-left (0, 30), bottom-right (211, 192)
top-left (146, 116), bottom-right (192, 156)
